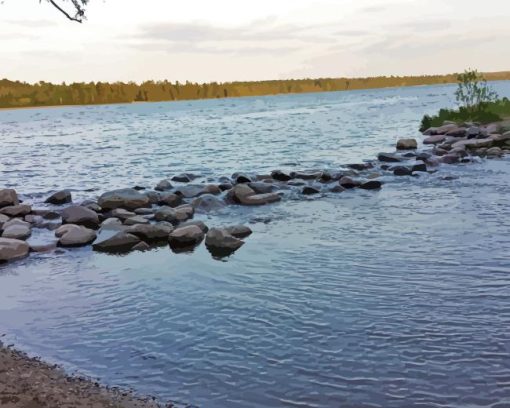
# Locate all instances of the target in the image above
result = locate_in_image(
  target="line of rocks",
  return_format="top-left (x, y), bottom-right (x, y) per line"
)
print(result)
top-left (1, 122), bottom-right (508, 264)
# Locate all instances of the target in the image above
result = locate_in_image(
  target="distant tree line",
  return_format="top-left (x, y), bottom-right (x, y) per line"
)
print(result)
top-left (1, 72), bottom-right (510, 109)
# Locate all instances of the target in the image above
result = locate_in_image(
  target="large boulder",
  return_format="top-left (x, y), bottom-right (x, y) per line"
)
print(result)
top-left (0, 238), bottom-right (30, 262)
top-left (168, 225), bottom-right (204, 250)
top-left (191, 194), bottom-right (226, 213)
top-left (179, 220), bottom-right (209, 233)
top-left (158, 193), bottom-right (183, 207)
top-left (2, 223), bottom-right (31, 240)
top-left (396, 138), bottom-right (418, 150)
top-left (56, 224), bottom-right (97, 247)
top-left (62, 206), bottom-right (100, 229)
top-left (98, 188), bottom-right (150, 210)
top-left (0, 189), bottom-right (19, 208)
top-left (126, 223), bottom-right (173, 242)
top-left (205, 228), bottom-right (244, 258)
top-left (0, 204), bottom-right (31, 217)
top-left (45, 190), bottom-right (72, 205)
top-left (451, 137), bottom-right (494, 150)
top-left (92, 232), bottom-right (141, 253)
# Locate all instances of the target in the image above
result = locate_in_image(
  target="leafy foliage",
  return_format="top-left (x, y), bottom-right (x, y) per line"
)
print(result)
top-left (455, 69), bottom-right (498, 113)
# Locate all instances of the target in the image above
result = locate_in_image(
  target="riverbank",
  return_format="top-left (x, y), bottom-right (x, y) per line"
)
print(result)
top-left (0, 341), bottom-right (163, 408)
top-left (2, 71), bottom-right (510, 110)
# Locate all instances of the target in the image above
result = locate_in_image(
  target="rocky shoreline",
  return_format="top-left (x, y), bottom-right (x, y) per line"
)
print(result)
top-left (1, 122), bottom-right (510, 265)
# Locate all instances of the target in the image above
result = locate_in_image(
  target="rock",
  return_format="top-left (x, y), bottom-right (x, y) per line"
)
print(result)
top-left (359, 180), bottom-right (382, 190)
top-left (0, 214), bottom-right (9, 228)
top-left (93, 232), bottom-right (141, 253)
top-left (302, 186), bottom-right (321, 195)
top-left (29, 242), bottom-right (57, 253)
top-left (172, 173), bottom-right (198, 183)
top-left (466, 126), bottom-right (481, 139)
top-left (288, 180), bottom-right (306, 187)
top-left (57, 224), bottom-right (97, 247)
top-left (377, 153), bottom-right (402, 162)
top-left (174, 185), bottom-right (211, 199)
top-left (490, 133), bottom-right (510, 145)
top-left (431, 123), bottom-right (458, 135)
top-left (126, 223), bottom-right (173, 242)
top-left (0, 238), bottom-right (30, 262)
top-left (112, 208), bottom-right (136, 221)
top-left (3, 218), bottom-right (30, 229)
top-left (205, 228), bottom-right (244, 258)
top-left (226, 184), bottom-right (255, 203)
top-left (134, 208), bottom-right (154, 215)
top-left (124, 215), bottom-right (150, 226)
top-left (393, 166), bottom-right (412, 176)
top-left (346, 163), bottom-right (373, 171)
top-left (179, 220), bottom-right (209, 233)
top-left (2, 224), bottom-right (31, 240)
top-left (175, 205), bottom-right (195, 223)
top-left (168, 225), bottom-right (204, 250)
top-left (224, 225), bottom-right (252, 239)
top-left (452, 137), bottom-right (494, 150)
top-left (45, 190), bottom-right (72, 205)
top-left (155, 179), bottom-right (173, 191)
top-left (330, 185), bottom-right (346, 193)
top-left (484, 123), bottom-right (501, 134)
top-left (240, 193), bottom-right (282, 206)
top-left (101, 217), bottom-right (124, 228)
top-left (145, 191), bottom-right (161, 205)
top-left (158, 193), bottom-right (183, 207)
top-left (0, 189), bottom-right (19, 208)
top-left (440, 154), bottom-right (460, 164)
top-left (486, 147), bottom-right (503, 157)
top-left (271, 170), bottom-right (292, 182)
top-left (247, 182), bottom-right (274, 194)
top-left (191, 194), bottom-right (226, 213)
top-left (232, 173), bottom-right (252, 184)
top-left (219, 182), bottom-right (233, 191)
top-left (423, 135), bottom-right (447, 145)
top-left (339, 176), bottom-right (359, 189)
top-left (416, 152), bottom-right (432, 160)
top-left (412, 162), bottom-right (428, 172)
top-left (98, 188), bottom-right (150, 210)
top-left (432, 146), bottom-right (448, 156)
top-left (85, 203), bottom-right (102, 212)
top-left (0, 204), bottom-right (31, 217)
top-left (402, 152), bottom-right (416, 158)
top-left (396, 138), bottom-right (418, 150)
top-left (62, 206), bottom-right (100, 229)
top-left (290, 171), bottom-right (324, 179)
top-left (133, 241), bottom-right (151, 251)
top-left (445, 127), bottom-right (467, 137)
top-left (154, 206), bottom-right (178, 223)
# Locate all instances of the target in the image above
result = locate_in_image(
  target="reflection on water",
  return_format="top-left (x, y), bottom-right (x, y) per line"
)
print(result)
top-left (1, 83), bottom-right (510, 407)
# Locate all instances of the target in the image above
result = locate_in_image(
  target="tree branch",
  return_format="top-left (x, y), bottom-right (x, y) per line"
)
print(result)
top-left (47, 0), bottom-right (84, 23)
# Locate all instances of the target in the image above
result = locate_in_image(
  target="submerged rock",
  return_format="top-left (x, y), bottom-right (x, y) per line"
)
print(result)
top-left (45, 190), bottom-right (72, 205)
top-left (92, 232), bottom-right (141, 253)
top-left (205, 228), bottom-right (244, 258)
top-left (339, 176), bottom-right (359, 189)
top-left (191, 194), bottom-right (226, 213)
top-left (377, 153), bottom-right (403, 163)
top-left (171, 173), bottom-right (197, 183)
top-left (359, 180), bottom-right (382, 190)
top-left (392, 166), bottom-right (412, 176)
top-left (302, 186), bottom-right (321, 195)
top-left (168, 225), bottom-right (204, 251)
top-left (98, 188), bottom-right (150, 211)
top-left (0, 238), bottom-right (30, 262)
top-left (56, 224), bottom-right (97, 247)
top-left (224, 225), bottom-right (252, 239)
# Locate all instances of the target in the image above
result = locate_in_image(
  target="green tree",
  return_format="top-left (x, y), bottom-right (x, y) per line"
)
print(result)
top-left (455, 69), bottom-right (498, 114)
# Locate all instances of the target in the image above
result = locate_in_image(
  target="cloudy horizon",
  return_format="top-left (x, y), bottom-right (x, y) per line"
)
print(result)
top-left (1, 0), bottom-right (509, 84)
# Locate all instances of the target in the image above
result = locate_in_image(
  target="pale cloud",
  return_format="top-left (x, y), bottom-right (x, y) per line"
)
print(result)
top-left (0, 0), bottom-right (509, 83)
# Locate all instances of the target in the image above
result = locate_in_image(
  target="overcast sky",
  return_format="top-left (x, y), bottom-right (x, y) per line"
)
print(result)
top-left (1, 0), bottom-right (509, 83)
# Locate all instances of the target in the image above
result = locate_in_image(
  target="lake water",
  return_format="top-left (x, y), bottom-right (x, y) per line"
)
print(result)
top-left (1, 83), bottom-right (510, 407)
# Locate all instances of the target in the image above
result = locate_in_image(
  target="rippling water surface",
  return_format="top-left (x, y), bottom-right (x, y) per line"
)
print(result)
top-left (1, 83), bottom-right (510, 407)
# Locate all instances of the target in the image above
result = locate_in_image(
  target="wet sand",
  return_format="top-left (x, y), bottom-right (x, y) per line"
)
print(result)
top-left (0, 342), bottom-right (163, 408)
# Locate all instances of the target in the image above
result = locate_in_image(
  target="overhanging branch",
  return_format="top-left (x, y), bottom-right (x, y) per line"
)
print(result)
top-left (45, 0), bottom-right (85, 23)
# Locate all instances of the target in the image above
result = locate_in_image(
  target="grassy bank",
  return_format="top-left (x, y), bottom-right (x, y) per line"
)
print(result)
top-left (2, 71), bottom-right (510, 110)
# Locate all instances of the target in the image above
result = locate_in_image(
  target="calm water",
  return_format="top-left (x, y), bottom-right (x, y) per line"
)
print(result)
top-left (1, 83), bottom-right (510, 407)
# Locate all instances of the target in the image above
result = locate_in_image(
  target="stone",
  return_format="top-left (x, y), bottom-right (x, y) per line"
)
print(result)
top-left (179, 220), bottom-right (209, 233)
top-left (219, 183), bottom-right (233, 191)
top-left (224, 225), bottom-right (252, 239)
top-left (431, 123), bottom-right (458, 135)
top-left (484, 123), bottom-right (501, 134)
top-left (432, 146), bottom-right (448, 156)
top-left (134, 208), bottom-right (154, 215)
top-left (191, 194), bottom-right (226, 213)
top-left (396, 138), bottom-right (418, 150)
top-left (339, 176), bottom-right (359, 189)
top-left (93, 232), bottom-right (141, 253)
top-left (174, 185), bottom-right (211, 199)
top-left (302, 186), bottom-right (321, 195)
top-left (0, 204), bottom-right (31, 217)
top-left (29, 242), bottom-right (57, 253)
top-left (271, 170), bottom-right (292, 182)
top-left (232, 173), bottom-right (252, 184)
top-left (240, 193), bottom-right (282, 206)
top-left (452, 137), bottom-right (494, 150)
top-left (486, 147), bottom-right (503, 157)
top-left (112, 208), bottom-right (136, 221)
top-left (175, 205), bottom-right (195, 223)
top-left (98, 188), bottom-right (150, 211)
top-left (445, 127), bottom-right (467, 137)
top-left (205, 228), bottom-right (244, 258)
top-left (466, 126), bottom-right (481, 139)
top-left (393, 166), bottom-right (412, 176)
top-left (440, 154), bottom-right (460, 164)
top-left (0, 189), bottom-right (19, 208)
top-left (158, 193), bottom-right (183, 207)
top-left (62, 206), bottom-right (100, 229)
top-left (377, 153), bottom-right (402, 162)
top-left (45, 190), bottom-right (72, 205)
top-left (359, 180), bottom-right (382, 190)
top-left (133, 241), bottom-right (151, 251)
top-left (126, 223), bottom-right (173, 242)
top-left (0, 238), bottom-right (29, 262)
top-left (145, 191), bottom-right (161, 205)
top-left (247, 182), bottom-right (274, 194)
top-left (2, 224), bottom-right (31, 240)
top-left (3, 218), bottom-right (30, 229)
top-left (57, 224), bottom-right (97, 247)
top-left (330, 185), bottom-right (346, 193)
top-left (0, 214), bottom-right (9, 228)
top-left (155, 179), bottom-right (173, 191)
top-left (101, 217), bottom-right (124, 228)
top-left (171, 173), bottom-right (197, 183)
top-left (154, 206), bottom-right (178, 223)
top-left (124, 215), bottom-right (150, 226)
top-left (168, 225), bottom-right (204, 250)
top-left (412, 163), bottom-right (428, 172)
top-left (423, 135), bottom-right (447, 145)
top-left (346, 163), bottom-right (373, 171)
top-left (290, 171), bottom-right (324, 179)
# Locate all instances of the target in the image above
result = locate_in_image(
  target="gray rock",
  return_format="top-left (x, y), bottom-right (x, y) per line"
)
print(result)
top-left (98, 188), bottom-right (150, 210)
top-left (396, 138), bottom-right (418, 150)
top-left (339, 176), bottom-right (359, 189)
top-left (0, 189), bottom-right (19, 208)
top-left (271, 170), bottom-right (292, 182)
top-left (171, 173), bottom-right (197, 183)
top-left (191, 194), bottom-right (226, 213)
top-left (0, 204), bottom-right (31, 217)
top-left (393, 166), bottom-right (412, 176)
top-left (412, 162), bottom-right (428, 172)
top-left (93, 232), bottom-right (141, 253)
top-left (330, 185), bottom-right (346, 193)
top-left (174, 185), bottom-right (214, 199)
top-left (440, 154), bottom-right (460, 164)
top-left (423, 135), bottom-right (447, 145)
top-left (154, 206), bottom-right (178, 223)
top-left (346, 163), bottom-right (373, 171)
top-left (45, 190), bottom-right (72, 205)
top-left (179, 220), bottom-right (209, 233)
top-left (359, 180), bottom-right (382, 190)
top-left (168, 225), bottom-right (204, 250)
top-left (126, 223), bottom-right (173, 242)
top-left (101, 217), bottom-right (124, 228)
top-left (377, 153), bottom-right (402, 163)
top-left (247, 182), bottom-right (274, 194)
top-left (62, 206), bottom-right (100, 229)
top-left (205, 228), bottom-right (244, 258)
top-left (0, 214), bottom-right (10, 228)
top-left (158, 193), bottom-right (183, 207)
top-left (2, 224), bottom-right (31, 240)
top-left (57, 224), bottom-right (97, 247)
top-left (174, 205), bottom-right (195, 222)
top-left (134, 208), bottom-right (154, 215)
top-left (445, 127), bottom-right (467, 137)
top-left (133, 241), bottom-right (151, 251)
top-left (231, 173), bottom-right (252, 183)
top-left (290, 171), bottom-right (323, 179)
top-left (112, 208), bottom-right (136, 220)
top-left (224, 225), bottom-right (252, 239)
top-left (240, 193), bottom-right (282, 206)
top-left (155, 179), bottom-right (173, 191)
top-left (486, 147), bottom-right (503, 157)
top-left (124, 215), bottom-right (150, 226)
top-left (0, 238), bottom-right (30, 262)
top-left (302, 186), bottom-right (320, 195)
